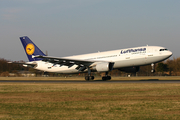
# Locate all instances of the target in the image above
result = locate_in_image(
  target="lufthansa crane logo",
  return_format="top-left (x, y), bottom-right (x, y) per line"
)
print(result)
top-left (26, 43), bottom-right (35, 55)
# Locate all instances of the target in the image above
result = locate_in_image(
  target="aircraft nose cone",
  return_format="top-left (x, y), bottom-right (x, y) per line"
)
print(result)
top-left (168, 51), bottom-right (173, 57)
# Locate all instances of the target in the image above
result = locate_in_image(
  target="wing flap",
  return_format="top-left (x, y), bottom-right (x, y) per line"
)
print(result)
top-left (35, 55), bottom-right (94, 68)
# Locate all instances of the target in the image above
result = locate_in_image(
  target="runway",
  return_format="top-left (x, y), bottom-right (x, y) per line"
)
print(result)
top-left (1, 80), bottom-right (180, 83)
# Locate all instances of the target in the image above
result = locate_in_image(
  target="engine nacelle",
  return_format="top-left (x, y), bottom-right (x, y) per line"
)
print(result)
top-left (118, 66), bottom-right (140, 73)
top-left (95, 62), bottom-right (114, 72)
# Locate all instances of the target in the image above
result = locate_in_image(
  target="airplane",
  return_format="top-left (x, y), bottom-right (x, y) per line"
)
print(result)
top-left (18, 36), bottom-right (172, 80)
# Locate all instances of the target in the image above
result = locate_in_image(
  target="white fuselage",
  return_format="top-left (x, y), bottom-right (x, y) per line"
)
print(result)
top-left (32, 46), bottom-right (172, 73)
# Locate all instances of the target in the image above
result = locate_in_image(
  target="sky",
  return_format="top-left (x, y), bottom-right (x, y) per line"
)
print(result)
top-left (0, 0), bottom-right (180, 61)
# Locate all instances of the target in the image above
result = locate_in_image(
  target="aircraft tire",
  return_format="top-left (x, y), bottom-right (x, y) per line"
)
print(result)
top-left (85, 76), bottom-right (94, 81)
top-left (107, 76), bottom-right (111, 80)
top-left (85, 76), bottom-right (89, 81)
top-left (90, 76), bottom-right (94, 80)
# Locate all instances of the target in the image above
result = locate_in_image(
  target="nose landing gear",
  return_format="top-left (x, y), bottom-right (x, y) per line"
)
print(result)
top-left (151, 63), bottom-right (155, 73)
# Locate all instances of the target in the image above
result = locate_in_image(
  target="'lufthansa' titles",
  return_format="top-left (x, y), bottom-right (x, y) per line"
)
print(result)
top-left (120, 48), bottom-right (146, 54)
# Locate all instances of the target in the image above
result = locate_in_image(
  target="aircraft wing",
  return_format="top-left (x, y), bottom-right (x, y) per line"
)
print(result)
top-left (34, 55), bottom-right (111, 71)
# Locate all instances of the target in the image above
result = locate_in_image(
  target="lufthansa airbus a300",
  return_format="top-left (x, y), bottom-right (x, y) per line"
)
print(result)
top-left (18, 36), bottom-right (172, 80)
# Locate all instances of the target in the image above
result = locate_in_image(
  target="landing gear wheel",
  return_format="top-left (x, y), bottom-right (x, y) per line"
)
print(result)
top-left (85, 76), bottom-right (90, 81)
top-left (84, 67), bottom-right (94, 81)
top-left (151, 69), bottom-right (155, 73)
top-left (107, 76), bottom-right (111, 80)
top-left (85, 76), bottom-right (95, 81)
top-left (90, 76), bottom-right (94, 80)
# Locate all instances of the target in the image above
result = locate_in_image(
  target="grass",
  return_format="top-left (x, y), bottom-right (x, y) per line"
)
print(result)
top-left (0, 83), bottom-right (180, 119)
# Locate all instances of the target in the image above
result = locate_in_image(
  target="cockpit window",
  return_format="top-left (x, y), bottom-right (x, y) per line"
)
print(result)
top-left (159, 49), bottom-right (168, 51)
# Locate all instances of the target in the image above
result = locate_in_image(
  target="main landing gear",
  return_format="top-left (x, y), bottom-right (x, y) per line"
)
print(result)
top-left (84, 68), bottom-right (111, 81)
top-left (102, 72), bottom-right (111, 81)
top-left (85, 76), bottom-right (94, 81)
top-left (85, 68), bottom-right (94, 81)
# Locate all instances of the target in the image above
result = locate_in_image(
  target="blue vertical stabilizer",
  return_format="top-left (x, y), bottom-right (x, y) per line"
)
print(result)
top-left (20, 36), bottom-right (46, 61)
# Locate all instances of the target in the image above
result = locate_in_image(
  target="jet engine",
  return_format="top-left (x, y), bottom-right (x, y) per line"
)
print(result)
top-left (118, 66), bottom-right (140, 73)
top-left (94, 62), bottom-right (114, 72)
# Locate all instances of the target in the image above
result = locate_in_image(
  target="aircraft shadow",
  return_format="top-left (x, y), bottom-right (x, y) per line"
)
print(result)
top-left (140, 79), bottom-right (159, 81)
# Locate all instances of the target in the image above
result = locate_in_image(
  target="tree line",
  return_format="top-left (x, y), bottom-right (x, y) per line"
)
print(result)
top-left (0, 58), bottom-right (28, 76)
top-left (0, 57), bottom-right (180, 77)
